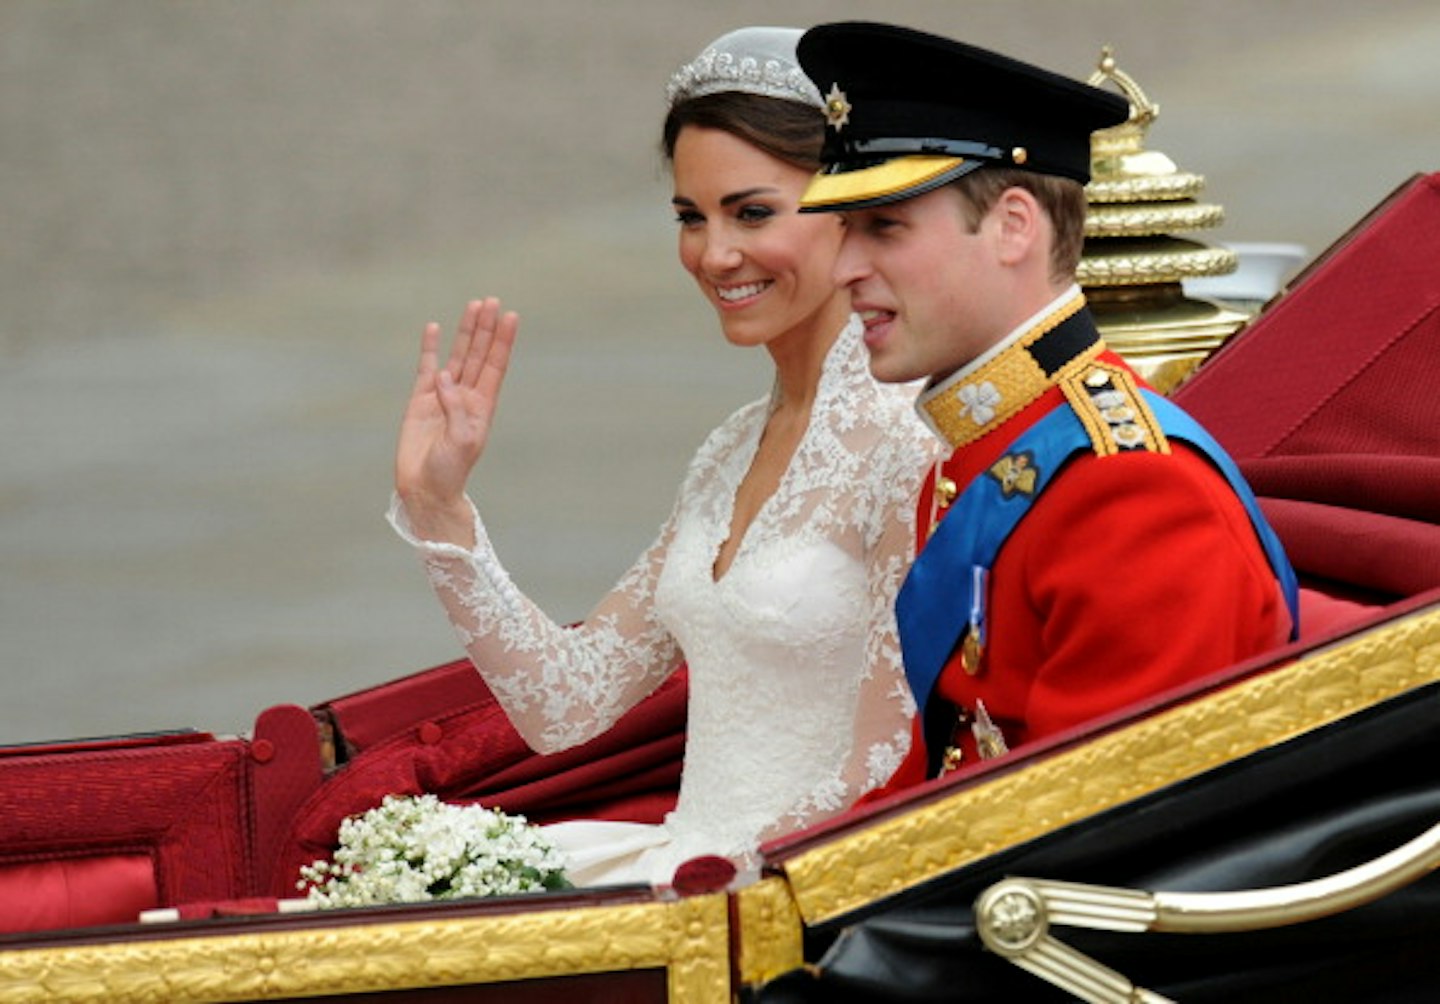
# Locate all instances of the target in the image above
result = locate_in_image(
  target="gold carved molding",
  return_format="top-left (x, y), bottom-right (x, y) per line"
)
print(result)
top-left (1084, 201), bottom-right (1225, 238)
top-left (779, 602), bottom-right (1440, 925)
top-left (733, 876), bottom-right (805, 986)
top-left (0, 892), bottom-right (731, 1003)
top-left (1078, 244), bottom-right (1239, 286)
top-left (1086, 172), bottom-right (1206, 205)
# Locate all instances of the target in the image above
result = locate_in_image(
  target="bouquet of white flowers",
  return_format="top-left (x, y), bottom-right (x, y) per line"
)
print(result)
top-left (298, 794), bottom-right (571, 908)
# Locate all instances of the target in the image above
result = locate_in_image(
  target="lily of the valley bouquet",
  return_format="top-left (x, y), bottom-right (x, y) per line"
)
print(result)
top-left (298, 794), bottom-right (571, 908)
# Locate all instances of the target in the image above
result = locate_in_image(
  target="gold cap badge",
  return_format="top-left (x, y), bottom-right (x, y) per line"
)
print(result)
top-left (824, 82), bottom-right (852, 130)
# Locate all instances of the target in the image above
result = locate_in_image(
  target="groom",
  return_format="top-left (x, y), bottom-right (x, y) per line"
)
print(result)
top-left (796, 22), bottom-right (1299, 784)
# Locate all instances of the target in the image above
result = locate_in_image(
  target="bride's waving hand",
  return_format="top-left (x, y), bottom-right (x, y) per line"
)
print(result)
top-left (395, 298), bottom-right (518, 547)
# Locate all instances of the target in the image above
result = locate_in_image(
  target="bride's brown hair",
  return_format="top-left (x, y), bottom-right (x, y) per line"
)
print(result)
top-left (661, 92), bottom-right (824, 172)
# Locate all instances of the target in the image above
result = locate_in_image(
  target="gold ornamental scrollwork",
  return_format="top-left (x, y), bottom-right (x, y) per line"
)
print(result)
top-left (0, 892), bottom-right (731, 1003)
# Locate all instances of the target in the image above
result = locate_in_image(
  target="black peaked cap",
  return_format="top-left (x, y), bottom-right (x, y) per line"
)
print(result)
top-left (797, 22), bottom-right (1131, 211)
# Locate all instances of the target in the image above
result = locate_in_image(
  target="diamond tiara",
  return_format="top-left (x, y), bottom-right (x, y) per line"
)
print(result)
top-left (665, 26), bottom-right (822, 109)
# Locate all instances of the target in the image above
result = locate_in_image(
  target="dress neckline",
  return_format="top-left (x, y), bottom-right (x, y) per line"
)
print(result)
top-left (711, 316), bottom-right (865, 584)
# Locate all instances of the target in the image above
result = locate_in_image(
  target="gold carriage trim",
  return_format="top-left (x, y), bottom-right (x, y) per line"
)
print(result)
top-left (0, 893), bottom-right (732, 1004)
top-left (734, 877), bottom-right (806, 986)
top-left (776, 602), bottom-right (1440, 926)
top-left (919, 292), bottom-right (1101, 450)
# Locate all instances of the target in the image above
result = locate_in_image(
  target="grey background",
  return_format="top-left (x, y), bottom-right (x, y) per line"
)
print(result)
top-left (3, 1), bottom-right (1438, 744)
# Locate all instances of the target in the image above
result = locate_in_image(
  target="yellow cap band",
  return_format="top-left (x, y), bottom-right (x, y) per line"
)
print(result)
top-left (799, 155), bottom-right (966, 210)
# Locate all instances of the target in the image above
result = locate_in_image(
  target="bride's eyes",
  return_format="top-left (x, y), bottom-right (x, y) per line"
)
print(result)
top-left (672, 202), bottom-right (781, 227)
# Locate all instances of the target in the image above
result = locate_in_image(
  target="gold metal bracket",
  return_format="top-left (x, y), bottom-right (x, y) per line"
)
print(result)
top-left (975, 818), bottom-right (1440, 1002)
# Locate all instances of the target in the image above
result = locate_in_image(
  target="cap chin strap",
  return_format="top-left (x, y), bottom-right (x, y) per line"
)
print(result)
top-left (825, 136), bottom-right (1004, 171)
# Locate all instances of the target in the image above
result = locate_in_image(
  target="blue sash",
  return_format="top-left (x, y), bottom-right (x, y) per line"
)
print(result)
top-left (896, 391), bottom-right (1300, 714)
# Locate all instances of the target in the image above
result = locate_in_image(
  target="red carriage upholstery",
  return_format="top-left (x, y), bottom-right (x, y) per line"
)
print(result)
top-left (1173, 172), bottom-right (1440, 616)
top-left (0, 704), bottom-right (322, 934)
top-left (0, 662), bottom-right (685, 933)
top-left (0, 733), bottom-right (252, 933)
top-left (267, 660), bottom-right (686, 896)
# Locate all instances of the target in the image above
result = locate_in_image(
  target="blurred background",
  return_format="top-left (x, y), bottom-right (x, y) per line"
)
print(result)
top-left (3, 0), bottom-right (1438, 743)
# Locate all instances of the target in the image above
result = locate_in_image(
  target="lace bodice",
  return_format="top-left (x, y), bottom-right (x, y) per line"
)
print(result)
top-left (389, 316), bottom-right (939, 873)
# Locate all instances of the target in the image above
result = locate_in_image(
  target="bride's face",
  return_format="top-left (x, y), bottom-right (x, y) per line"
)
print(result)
top-left (671, 125), bottom-right (846, 350)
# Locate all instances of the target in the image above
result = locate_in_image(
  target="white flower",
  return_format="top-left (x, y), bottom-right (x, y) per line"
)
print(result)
top-left (957, 381), bottom-right (1002, 426)
top-left (297, 794), bottom-right (571, 909)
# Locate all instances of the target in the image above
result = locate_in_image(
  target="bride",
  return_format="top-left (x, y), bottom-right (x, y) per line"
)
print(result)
top-left (388, 26), bottom-right (938, 886)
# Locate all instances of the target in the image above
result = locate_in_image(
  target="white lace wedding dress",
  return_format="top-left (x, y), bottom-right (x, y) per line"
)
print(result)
top-left (388, 317), bottom-right (938, 886)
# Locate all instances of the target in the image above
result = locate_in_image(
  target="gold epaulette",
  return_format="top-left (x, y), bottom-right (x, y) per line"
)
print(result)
top-left (1059, 361), bottom-right (1170, 457)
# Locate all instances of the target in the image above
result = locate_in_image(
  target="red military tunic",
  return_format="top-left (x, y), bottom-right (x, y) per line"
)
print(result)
top-left (881, 291), bottom-right (1292, 791)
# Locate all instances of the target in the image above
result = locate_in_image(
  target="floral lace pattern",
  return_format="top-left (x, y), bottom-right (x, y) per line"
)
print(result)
top-left (389, 317), bottom-right (940, 875)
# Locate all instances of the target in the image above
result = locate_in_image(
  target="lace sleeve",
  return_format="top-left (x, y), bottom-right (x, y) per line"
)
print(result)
top-left (763, 403), bottom-right (938, 841)
top-left (387, 493), bottom-right (682, 754)
top-left (849, 437), bottom-right (929, 792)
top-left (840, 423), bottom-right (927, 800)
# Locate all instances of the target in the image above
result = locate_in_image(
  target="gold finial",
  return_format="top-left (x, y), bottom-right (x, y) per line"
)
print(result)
top-left (1089, 45), bottom-right (1156, 129)
top-left (1079, 46), bottom-right (1249, 394)
top-left (1084, 46), bottom-right (1186, 195)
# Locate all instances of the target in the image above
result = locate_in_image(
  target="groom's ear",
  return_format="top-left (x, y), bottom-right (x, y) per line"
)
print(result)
top-left (989, 187), bottom-right (1044, 268)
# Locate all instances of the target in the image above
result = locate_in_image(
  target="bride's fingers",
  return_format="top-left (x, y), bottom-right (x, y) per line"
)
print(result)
top-left (458, 297), bottom-right (502, 389)
top-left (419, 321), bottom-right (441, 368)
top-left (434, 368), bottom-right (474, 434)
top-left (475, 309), bottom-right (518, 406)
top-left (444, 299), bottom-right (485, 379)
top-left (410, 321), bottom-right (443, 393)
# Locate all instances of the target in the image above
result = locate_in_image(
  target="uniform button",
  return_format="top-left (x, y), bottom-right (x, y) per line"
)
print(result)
top-left (418, 721), bottom-right (443, 745)
top-left (935, 476), bottom-right (958, 507)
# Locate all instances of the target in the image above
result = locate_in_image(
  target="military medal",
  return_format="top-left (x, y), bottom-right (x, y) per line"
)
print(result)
top-left (961, 565), bottom-right (988, 675)
top-left (961, 629), bottom-right (983, 675)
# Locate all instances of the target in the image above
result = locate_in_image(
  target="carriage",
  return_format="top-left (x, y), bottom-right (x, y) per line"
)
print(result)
top-left (3, 60), bottom-right (1438, 1003)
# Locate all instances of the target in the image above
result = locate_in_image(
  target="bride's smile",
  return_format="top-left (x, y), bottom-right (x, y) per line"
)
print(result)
top-left (671, 125), bottom-right (847, 352)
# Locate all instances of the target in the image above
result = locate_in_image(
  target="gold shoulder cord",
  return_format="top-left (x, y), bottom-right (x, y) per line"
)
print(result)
top-left (1059, 361), bottom-right (1169, 457)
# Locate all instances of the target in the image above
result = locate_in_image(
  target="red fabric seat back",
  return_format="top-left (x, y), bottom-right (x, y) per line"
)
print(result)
top-left (268, 660), bottom-right (686, 895)
top-left (1174, 172), bottom-right (1440, 606)
top-left (0, 733), bottom-right (253, 933)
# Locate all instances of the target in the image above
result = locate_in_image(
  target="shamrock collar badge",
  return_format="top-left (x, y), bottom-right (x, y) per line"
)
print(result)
top-left (824, 83), bottom-right (852, 130)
